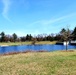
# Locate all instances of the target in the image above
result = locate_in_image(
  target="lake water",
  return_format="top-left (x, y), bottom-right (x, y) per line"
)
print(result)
top-left (0, 44), bottom-right (76, 54)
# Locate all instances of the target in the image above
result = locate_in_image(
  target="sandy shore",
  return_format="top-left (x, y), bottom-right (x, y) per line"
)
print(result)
top-left (0, 45), bottom-right (9, 47)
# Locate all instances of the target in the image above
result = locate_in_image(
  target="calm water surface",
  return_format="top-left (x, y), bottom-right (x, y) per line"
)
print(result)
top-left (0, 44), bottom-right (76, 54)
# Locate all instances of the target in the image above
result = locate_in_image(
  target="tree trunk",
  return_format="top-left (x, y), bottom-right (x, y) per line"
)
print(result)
top-left (66, 41), bottom-right (68, 51)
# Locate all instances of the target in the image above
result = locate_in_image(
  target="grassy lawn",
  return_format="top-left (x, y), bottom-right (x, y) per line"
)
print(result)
top-left (0, 42), bottom-right (31, 46)
top-left (0, 51), bottom-right (76, 75)
top-left (36, 41), bottom-right (57, 45)
top-left (0, 41), bottom-right (57, 46)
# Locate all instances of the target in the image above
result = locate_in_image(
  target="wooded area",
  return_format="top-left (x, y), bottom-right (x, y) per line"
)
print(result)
top-left (0, 27), bottom-right (76, 42)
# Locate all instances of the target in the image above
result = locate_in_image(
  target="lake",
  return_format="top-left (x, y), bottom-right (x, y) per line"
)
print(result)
top-left (0, 44), bottom-right (76, 54)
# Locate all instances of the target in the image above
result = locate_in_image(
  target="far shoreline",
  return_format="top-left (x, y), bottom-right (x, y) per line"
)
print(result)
top-left (0, 41), bottom-right (57, 46)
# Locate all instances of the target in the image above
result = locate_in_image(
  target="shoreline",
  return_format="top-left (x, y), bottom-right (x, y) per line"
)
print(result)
top-left (0, 50), bottom-right (75, 56)
top-left (0, 41), bottom-right (57, 46)
top-left (0, 45), bottom-right (9, 47)
top-left (0, 50), bottom-right (48, 56)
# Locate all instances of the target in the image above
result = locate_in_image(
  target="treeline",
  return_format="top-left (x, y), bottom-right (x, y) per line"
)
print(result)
top-left (0, 27), bottom-right (76, 42)
top-left (0, 32), bottom-right (57, 42)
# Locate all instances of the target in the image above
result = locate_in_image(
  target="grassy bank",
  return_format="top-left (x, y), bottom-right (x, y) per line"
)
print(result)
top-left (0, 41), bottom-right (57, 46)
top-left (36, 41), bottom-right (57, 45)
top-left (0, 51), bottom-right (76, 75)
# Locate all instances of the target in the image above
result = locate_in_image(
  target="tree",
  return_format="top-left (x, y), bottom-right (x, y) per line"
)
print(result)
top-left (54, 34), bottom-right (62, 41)
top-left (0, 32), bottom-right (5, 42)
top-left (60, 28), bottom-right (66, 41)
top-left (12, 33), bottom-right (17, 42)
top-left (20, 37), bottom-right (26, 42)
top-left (4, 35), bottom-right (9, 42)
top-left (26, 34), bottom-right (30, 41)
top-left (72, 27), bottom-right (76, 40)
top-left (32, 38), bottom-right (37, 45)
top-left (26, 34), bottom-right (33, 41)
top-left (60, 28), bottom-right (66, 34)
top-left (29, 34), bottom-right (33, 41)
top-left (60, 28), bottom-right (71, 51)
top-left (9, 37), bottom-right (14, 42)
top-left (37, 34), bottom-right (44, 41)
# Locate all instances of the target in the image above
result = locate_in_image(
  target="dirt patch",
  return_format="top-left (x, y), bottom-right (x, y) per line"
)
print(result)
top-left (0, 50), bottom-right (48, 56)
top-left (61, 50), bottom-right (75, 52)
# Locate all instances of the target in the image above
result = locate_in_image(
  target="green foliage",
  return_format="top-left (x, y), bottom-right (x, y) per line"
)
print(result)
top-left (0, 32), bottom-right (5, 42)
top-left (26, 34), bottom-right (32, 41)
top-left (60, 28), bottom-right (66, 34)
top-left (12, 33), bottom-right (17, 42)
top-left (72, 27), bottom-right (76, 40)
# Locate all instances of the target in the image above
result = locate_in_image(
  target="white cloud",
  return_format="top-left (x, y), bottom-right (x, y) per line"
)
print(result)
top-left (29, 21), bottom-right (41, 26)
top-left (45, 13), bottom-right (76, 25)
top-left (27, 13), bottom-right (76, 34)
top-left (29, 13), bottom-right (76, 26)
top-left (2, 0), bottom-right (10, 15)
top-left (2, 0), bottom-right (13, 23)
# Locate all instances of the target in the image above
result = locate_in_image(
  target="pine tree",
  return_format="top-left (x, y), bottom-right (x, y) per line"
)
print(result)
top-left (72, 27), bottom-right (76, 40)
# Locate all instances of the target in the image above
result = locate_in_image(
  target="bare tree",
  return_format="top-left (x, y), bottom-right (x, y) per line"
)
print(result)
top-left (60, 28), bottom-right (71, 51)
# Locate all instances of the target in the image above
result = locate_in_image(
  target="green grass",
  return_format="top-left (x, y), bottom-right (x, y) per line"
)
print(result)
top-left (0, 51), bottom-right (76, 75)
top-left (0, 42), bottom-right (32, 46)
top-left (0, 41), bottom-right (57, 46)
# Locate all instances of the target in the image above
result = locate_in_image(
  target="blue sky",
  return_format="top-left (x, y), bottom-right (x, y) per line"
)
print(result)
top-left (0, 0), bottom-right (76, 36)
